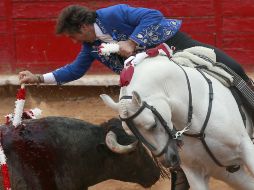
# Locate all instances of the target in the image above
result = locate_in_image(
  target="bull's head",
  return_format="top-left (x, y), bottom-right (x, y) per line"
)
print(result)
top-left (100, 91), bottom-right (180, 169)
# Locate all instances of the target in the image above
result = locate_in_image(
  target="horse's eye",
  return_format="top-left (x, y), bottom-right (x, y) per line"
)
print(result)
top-left (149, 123), bottom-right (157, 131)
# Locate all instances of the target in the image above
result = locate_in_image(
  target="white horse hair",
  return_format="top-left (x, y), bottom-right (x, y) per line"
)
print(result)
top-left (101, 55), bottom-right (254, 190)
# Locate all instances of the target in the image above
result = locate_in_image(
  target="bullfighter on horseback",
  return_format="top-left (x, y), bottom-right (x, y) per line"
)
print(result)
top-left (18, 4), bottom-right (254, 190)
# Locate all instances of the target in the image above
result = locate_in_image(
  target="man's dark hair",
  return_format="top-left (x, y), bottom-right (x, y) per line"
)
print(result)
top-left (55, 5), bottom-right (97, 34)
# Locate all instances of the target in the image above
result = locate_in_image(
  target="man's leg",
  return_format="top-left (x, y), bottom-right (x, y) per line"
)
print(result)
top-left (166, 31), bottom-right (251, 83)
top-left (212, 47), bottom-right (250, 82)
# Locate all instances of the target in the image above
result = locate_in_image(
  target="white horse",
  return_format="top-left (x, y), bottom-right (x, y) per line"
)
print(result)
top-left (101, 51), bottom-right (254, 190)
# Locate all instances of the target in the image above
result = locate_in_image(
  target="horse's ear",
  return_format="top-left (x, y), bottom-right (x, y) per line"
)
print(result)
top-left (132, 91), bottom-right (142, 106)
top-left (100, 94), bottom-right (119, 111)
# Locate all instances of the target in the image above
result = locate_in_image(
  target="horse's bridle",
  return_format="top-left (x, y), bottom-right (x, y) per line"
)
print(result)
top-left (119, 95), bottom-right (178, 157)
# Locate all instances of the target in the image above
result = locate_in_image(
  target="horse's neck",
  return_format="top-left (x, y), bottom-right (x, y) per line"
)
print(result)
top-left (130, 58), bottom-right (212, 130)
top-left (129, 56), bottom-right (185, 96)
top-left (127, 57), bottom-right (192, 124)
top-left (168, 67), bottom-right (203, 129)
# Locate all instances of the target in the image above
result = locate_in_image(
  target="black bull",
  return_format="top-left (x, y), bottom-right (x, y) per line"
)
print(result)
top-left (0, 117), bottom-right (161, 190)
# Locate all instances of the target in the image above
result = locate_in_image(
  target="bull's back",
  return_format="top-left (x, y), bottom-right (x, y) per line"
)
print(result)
top-left (0, 116), bottom-right (104, 190)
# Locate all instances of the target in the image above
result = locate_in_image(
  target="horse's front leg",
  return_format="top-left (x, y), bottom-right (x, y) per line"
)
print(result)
top-left (181, 166), bottom-right (209, 190)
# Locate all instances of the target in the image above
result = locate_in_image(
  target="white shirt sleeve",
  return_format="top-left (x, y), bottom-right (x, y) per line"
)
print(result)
top-left (94, 23), bottom-right (115, 43)
top-left (42, 72), bottom-right (57, 84)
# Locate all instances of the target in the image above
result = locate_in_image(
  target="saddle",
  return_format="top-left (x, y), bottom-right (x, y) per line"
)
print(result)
top-left (171, 47), bottom-right (233, 86)
top-left (171, 46), bottom-right (254, 110)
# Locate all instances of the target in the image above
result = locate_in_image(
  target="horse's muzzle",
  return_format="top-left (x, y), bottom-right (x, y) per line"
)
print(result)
top-left (158, 148), bottom-right (181, 169)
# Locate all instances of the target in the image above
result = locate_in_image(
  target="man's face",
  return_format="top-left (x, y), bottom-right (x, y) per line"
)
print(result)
top-left (66, 24), bottom-right (96, 44)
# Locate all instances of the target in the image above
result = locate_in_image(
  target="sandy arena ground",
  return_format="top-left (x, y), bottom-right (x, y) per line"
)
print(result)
top-left (0, 85), bottom-right (235, 190)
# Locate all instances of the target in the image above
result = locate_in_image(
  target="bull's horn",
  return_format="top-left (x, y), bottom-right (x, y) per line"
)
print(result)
top-left (106, 131), bottom-right (138, 154)
top-left (100, 94), bottom-right (119, 111)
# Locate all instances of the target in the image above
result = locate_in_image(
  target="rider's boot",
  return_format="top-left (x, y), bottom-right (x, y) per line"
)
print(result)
top-left (171, 167), bottom-right (190, 190)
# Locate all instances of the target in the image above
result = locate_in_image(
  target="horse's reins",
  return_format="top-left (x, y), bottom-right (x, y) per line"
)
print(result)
top-left (172, 58), bottom-right (240, 173)
top-left (119, 96), bottom-right (178, 157)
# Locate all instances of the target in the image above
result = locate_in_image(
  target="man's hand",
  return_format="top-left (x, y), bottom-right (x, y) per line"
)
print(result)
top-left (117, 40), bottom-right (137, 58)
top-left (19, 70), bottom-right (39, 84)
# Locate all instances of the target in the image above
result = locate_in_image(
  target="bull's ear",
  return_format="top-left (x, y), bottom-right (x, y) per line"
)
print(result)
top-left (132, 91), bottom-right (142, 106)
top-left (100, 94), bottom-right (119, 111)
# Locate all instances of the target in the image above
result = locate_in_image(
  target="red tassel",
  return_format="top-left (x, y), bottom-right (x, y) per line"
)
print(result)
top-left (1, 164), bottom-right (11, 190)
top-left (119, 65), bottom-right (134, 87)
top-left (146, 43), bottom-right (172, 58)
top-left (146, 47), bottom-right (159, 57)
top-left (156, 43), bottom-right (172, 57)
top-left (16, 88), bottom-right (26, 100)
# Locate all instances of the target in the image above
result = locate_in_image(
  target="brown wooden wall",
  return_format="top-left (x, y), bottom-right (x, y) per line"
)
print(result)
top-left (0, 0), bottom-right (254, 74)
